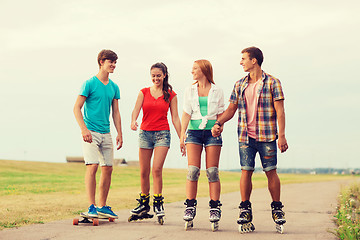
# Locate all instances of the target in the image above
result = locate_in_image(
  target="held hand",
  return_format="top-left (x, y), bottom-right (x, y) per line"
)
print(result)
top-left (211, 125), bottom-right (222, 137)
top-left (278, 136), bottom-right (288, 153)
top-left (180, 135), bottom-right (186, 157)
top-left (116, 135), bottom-right (123, 150)
top-left (131, 121), bottom-right (138, 131)
top-left (82, 129), bottom-right (92, 143)
top-left (180, 144), bottom-right (186, 157)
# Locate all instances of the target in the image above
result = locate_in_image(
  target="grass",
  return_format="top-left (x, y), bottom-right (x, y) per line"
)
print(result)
top-left (334, 182), bottom-right (360, 239)
top-left (0, 159), bottom-right (356, 230)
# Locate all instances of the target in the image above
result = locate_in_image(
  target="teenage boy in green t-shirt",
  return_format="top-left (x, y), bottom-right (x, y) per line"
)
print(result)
top-left (73, 49), bottom-right (123, 218)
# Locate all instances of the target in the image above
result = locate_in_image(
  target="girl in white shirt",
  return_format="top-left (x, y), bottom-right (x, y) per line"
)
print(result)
top-left (180, 59), bottom-right (225, 230)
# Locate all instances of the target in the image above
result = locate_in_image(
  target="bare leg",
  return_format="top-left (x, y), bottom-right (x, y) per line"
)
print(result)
top-left (139, 148), bottom-right (153, 195)
top-left (98, 166), bottom-right (113, 207)
top-left (85, 164), bottom-right (98, 206)
top-left (265, 169), bottom-right (281, 201)
top-left (186, 144), bottom-right (203, 200)
top-left (152, 146), bottom-right (169, 194)
top-left (205, 145), bottom-right (221, 201)
top-left (240, 170), bottom-right (253, 201)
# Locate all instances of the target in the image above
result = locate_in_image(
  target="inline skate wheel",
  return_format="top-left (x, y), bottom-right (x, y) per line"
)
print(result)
top-left (211, 221), bottom-right (219, 232)
top-left (185, 220), bottom-right (193, 230)
top-left (276, 224), bottom-right (284, 234)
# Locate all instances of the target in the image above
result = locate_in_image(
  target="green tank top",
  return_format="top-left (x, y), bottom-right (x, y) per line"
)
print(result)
top-left (188, 96), bottom-right (216, 130)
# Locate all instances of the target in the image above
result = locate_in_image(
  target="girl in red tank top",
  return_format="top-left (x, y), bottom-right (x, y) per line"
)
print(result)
top-left (129, 63), bottom-right (181, 223)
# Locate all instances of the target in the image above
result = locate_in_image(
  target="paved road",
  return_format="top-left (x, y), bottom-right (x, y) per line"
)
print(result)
top-left (0, 180), bottom-right (353, 240)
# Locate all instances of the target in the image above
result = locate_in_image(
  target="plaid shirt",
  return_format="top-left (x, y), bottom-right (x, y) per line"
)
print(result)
top-left (229, 71), bottom-right (284, 143)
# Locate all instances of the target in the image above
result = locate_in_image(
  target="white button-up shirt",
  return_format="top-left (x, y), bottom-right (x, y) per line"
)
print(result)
top-left (183, 83), bottom-right (225, 129)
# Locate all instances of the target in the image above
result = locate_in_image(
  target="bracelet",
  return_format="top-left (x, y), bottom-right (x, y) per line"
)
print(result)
top-left (215, 121), bottom-right (222, 127)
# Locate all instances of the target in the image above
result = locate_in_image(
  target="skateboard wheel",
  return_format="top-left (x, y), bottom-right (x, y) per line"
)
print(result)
top-left (109, 218), bottom-right (115, 222)
top-left (158, 217), bottom-right (164, 225)
top-left (93, 219), bottom-right (99, 226)
top-left (73, 218), bottom-right (79, 225)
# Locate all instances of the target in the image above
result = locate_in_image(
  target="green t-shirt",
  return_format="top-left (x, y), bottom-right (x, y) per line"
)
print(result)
top-left (188, 96), bottom-right (216, 130)
top-left (79, 76), bottom-right (120, 133)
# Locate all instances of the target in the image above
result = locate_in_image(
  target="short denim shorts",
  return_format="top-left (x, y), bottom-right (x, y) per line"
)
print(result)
top-left (82, 131), bottom-right (114, 166)
top-left (185, 130), bottom-right (222, 147)
top-left (139, 130), bottom-right (171, 149)
top-left (239, 138), bottom-right (277, 172)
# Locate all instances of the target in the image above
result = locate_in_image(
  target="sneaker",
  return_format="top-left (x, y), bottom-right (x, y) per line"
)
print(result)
top-left (97, 205), bottom-right (118, 219)
top-left (87, 204), bottom-right (98, 218)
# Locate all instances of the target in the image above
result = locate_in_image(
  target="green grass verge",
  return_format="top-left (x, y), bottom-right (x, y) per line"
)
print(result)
top-left (0, 159), bottom-right (355, 230)
top-left (334, 182), bottom-right (360, 239)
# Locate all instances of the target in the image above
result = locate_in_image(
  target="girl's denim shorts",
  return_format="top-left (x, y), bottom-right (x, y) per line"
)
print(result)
top-left (185, 129), bottom-right (222, 147)
top-left (139, 130), bottom-right (171, 149)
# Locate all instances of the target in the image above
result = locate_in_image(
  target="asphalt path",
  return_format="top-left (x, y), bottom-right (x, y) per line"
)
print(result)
top-left (0, 180), bottom-right (354, 240)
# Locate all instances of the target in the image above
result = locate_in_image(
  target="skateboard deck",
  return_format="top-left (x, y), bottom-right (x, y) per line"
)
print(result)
top-left (73, 212), bottom-right (116, 226)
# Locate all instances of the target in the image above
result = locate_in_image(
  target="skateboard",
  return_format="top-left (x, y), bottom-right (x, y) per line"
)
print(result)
top-left (73, 212), bottom-right (116, 226)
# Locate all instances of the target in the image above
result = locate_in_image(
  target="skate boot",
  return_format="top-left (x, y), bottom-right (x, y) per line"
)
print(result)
top-left (153, 194), bottom-right (165, 225)
top-left (237, 200), bottom-right (255, 233)
top-left (271, 201), bottom-right (286, 234)
top-left (183, 199), bottom-right (197, 230)
top-left (209, 200), bottom-right (222, 232)
top-left (128, 193), bottom-right (153, 222)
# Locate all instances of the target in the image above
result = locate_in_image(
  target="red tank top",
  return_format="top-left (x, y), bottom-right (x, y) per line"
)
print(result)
top-left (140, 87), bottom-right (176, 131)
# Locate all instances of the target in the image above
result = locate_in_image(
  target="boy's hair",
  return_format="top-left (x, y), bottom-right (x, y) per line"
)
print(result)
top-left (194, 59), bottom-right (214, 84)
top-left (241, 47), bottom-right (263, 67)
top-left (97, 49), bottom-right (118, 68)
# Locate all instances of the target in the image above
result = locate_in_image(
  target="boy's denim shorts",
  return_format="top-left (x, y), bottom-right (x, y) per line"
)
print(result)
top-left (185, 130), bottom-right (222, 147)
top-left (239, 137), bottom-right (277, 172)
top-left (82, 131), bottom-right (114, 166)
top-left (139, 130), bottom-right (171, 149)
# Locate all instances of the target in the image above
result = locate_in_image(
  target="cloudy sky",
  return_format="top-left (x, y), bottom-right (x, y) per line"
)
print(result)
top-left (1, 0), bottom-right (359, 170)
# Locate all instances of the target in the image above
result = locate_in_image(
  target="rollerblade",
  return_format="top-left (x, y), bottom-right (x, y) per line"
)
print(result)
top-left (183, 199), bottom-right (197, 231)
top-left (271, 201), bottom-right (286, 234)
top-left (237, 200), bottom-right (255, 233)
top-left (128, 193), bottom-right (154, 222)
top-left (153, 194), bottom-right (165, 225)
top-left (209, 200), bottom-right (222, 232)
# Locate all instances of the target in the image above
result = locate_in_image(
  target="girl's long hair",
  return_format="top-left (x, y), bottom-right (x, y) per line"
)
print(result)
top-left (194, 59), bottom-right (215, 84)
top-left (150, 62), bottom-right (173, 103)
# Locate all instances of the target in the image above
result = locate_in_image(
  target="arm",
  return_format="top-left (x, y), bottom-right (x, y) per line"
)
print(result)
top-left (131, 91), bottom-right (144, 131)
top-left (73, 95), bottom-right (92, 143)
top-left (180, 111), bottom-right (191, 156)
top-left (169, 95), bottom-right (181, 138)
top-left (211, 102), bottom-right (237, 137)
top-left (274, 100), bottom-right (288, 153)
top-left (112, 99), bottom-right (123, 150)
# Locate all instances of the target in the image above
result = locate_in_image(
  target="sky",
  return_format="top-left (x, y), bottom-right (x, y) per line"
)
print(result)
top-left (1, 0), bottom-right (359, 170)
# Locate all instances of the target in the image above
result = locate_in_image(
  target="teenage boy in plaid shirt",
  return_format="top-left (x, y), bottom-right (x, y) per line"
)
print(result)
top-left (212, 47), bottom-right (288, 232)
